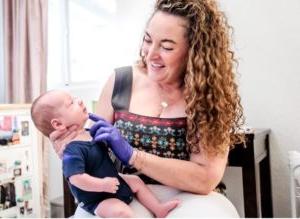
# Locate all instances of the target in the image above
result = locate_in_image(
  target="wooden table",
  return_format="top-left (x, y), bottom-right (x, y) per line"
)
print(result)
top-left (228, 129), bottom-right (273, 217)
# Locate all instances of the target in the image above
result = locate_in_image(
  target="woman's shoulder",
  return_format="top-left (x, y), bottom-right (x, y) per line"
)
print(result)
top-left (111, 64), bottom-right (145, 84)
top-left (132, 64), bottom-right (150, 87)
top-left (132, 63), bottom-right (144, 77)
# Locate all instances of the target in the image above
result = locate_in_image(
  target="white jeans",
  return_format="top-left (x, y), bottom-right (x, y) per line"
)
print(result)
top-left (74, 184), bottom-right (239, 218)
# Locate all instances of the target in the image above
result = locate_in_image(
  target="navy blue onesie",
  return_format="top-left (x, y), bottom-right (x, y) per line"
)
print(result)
top-left (63, 141), bottom-right (133, 215)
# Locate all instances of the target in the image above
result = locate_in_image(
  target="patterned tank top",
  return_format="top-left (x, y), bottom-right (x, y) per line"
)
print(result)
top-left (112, 67), bottom-right (190, 184)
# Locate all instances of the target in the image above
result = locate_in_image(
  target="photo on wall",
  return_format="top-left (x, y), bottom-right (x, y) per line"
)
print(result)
top-left (0, 116), bottom-right (20, 146)
top-left (14, 177), bottom-right (34, 216)
top-left (0, 115), bottom-right (31, 146)
top-left (0, 182), bottom-right (16, 211)
top-left (21, 121), bottom-right (29, 136)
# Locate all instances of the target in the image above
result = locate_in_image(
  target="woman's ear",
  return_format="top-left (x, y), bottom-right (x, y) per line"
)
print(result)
top-left (51, 118), bottom-right (65, 130)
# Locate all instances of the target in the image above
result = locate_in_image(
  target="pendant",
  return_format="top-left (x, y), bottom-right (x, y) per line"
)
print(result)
top-left (161, 101), bottom-right (168, 108)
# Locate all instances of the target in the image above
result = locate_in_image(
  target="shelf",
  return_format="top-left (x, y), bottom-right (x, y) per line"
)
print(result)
top-left (0, 143), bottom-right (31, 152)
top-left (0, 104), bottom-right (43, 217)
top-left (0, 206), bottom-right (17, 218)
top-left (0, 174), bottom-right (34, 185)
top-left (0, 206), bottom-right (35, 218)
top-left (0, 176), bottom-right (14, 184)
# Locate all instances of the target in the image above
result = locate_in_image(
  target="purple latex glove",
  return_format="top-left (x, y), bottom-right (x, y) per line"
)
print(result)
top-left (89, 113), bottom-right (133, 165)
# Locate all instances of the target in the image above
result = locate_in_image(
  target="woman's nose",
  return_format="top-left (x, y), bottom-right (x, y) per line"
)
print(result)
top-left (146, 44), bottom-right (160, 60)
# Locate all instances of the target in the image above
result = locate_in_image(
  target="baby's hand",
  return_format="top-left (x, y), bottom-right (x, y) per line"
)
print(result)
top-left (99, 177), bottom-right (120, 193)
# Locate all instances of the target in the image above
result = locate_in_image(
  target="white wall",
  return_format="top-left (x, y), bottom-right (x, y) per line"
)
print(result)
top-left (219, 0), bottom-right (300, 217)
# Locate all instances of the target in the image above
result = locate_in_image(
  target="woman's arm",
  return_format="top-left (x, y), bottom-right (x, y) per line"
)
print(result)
top-left (93, 73), bottom-right (115, 123)
top-left (131, 147), bottom-right (229, 195)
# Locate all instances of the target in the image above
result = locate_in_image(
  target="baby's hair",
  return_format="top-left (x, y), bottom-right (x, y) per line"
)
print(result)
top-left (31, 91), bottom-right (58, 137)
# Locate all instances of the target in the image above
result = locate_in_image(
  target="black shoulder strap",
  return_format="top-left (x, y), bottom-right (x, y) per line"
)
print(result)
top-left (111, 66), bottom-right (133, 111)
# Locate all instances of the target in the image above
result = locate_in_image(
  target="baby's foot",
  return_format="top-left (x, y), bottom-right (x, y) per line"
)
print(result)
top-left (155, 199), bottom-right (180, 218)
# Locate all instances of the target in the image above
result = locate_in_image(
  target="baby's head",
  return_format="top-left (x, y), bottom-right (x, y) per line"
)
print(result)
top-left (31, 90), bottom-right (88, 137)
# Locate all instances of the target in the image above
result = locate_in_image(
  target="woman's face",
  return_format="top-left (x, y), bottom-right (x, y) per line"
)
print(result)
top-left (142, 11), bottom-right (189, 85)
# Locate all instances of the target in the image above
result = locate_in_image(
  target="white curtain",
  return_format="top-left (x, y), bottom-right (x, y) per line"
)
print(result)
top-left (3, 0), bottom-right (47, 103)
top-left (0, 1), bottom-right (5, 103)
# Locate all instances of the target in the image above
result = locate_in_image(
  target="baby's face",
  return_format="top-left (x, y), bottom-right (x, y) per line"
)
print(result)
top-left (48, 91), bottom-right (89, 129)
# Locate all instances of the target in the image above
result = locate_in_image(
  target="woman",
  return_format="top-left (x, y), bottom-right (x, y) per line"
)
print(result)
top-left (51, 0), bottom-right (244, 217)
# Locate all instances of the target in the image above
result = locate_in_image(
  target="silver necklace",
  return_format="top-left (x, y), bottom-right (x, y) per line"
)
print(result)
top-left (161, 101), bottom-right (168, 108)
top-left (158, 99), bottom-right (168, 117)
top-left (158, 83), bottom-right (183, 112)
top-left (157, 83), bottom-right (184, 116)
top-left (158, 85), bottom-right (169, 109)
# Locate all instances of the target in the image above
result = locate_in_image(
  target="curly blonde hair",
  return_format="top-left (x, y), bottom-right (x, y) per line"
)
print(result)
top-left (140, 0), bottom-right (245, 155)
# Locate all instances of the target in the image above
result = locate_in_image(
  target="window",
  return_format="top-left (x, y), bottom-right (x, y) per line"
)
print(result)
top-left (48, 0), bottom-right (154, 89)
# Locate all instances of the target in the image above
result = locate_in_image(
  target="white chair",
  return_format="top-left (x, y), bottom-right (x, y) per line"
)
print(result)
top-left (73, 184), bottom-right (240, 218)
top-left (288, 150), bottom-right (300, 218)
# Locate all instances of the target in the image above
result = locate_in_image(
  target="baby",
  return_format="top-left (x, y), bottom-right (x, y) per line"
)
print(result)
top-left (31, 90), bottom-right (179, 218)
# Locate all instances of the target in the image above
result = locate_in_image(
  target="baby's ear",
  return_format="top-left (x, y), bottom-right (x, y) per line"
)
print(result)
top-left (51, 118), bottom-right (65, 130)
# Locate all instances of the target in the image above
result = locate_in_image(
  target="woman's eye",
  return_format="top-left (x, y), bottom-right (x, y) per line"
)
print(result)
top-left (144, 38), bottom-right (151, 43)
top-left (162, 46), bottom-right (173, 51)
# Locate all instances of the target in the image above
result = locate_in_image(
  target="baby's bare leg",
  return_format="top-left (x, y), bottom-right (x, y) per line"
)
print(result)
top-left (94, 198), bottom-right (134, 218)
top-left (121, 174), bottom-right (180, 218)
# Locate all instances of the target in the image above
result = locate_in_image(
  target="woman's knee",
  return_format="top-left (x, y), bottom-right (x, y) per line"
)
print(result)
top-left (167, 192), bottom-right (239, 218)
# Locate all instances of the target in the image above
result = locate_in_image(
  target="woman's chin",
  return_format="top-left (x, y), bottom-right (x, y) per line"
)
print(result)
top-left (148, 69), bottom-right (165, 81)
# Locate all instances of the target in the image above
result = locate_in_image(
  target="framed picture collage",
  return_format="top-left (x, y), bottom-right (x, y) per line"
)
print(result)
top-left (0, 104), bottom-right (42, 218)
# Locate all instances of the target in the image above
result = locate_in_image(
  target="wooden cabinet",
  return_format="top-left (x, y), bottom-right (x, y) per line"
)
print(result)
top-left (0, 104), bottom-right (42, 218)
top-left (227, 129), bottom-right (273, 218)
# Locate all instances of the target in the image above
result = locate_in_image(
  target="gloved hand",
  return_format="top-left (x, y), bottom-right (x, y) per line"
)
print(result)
top-left (89, 113), bottom-right (133, 165)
